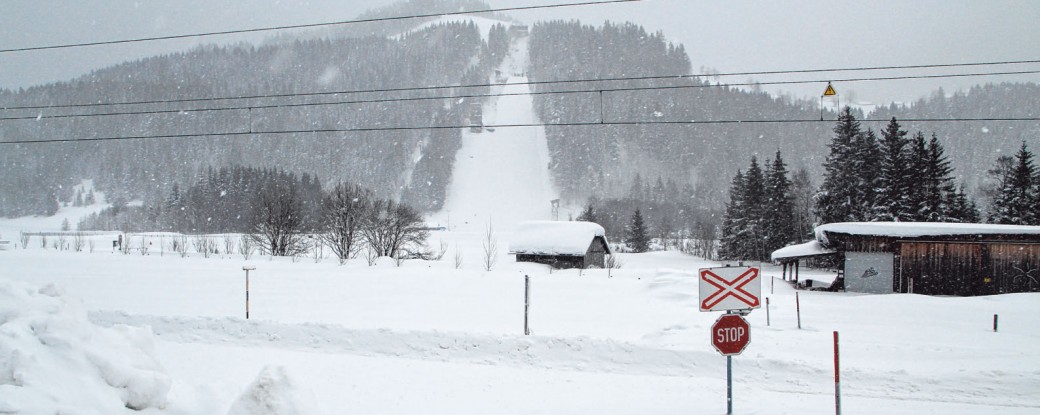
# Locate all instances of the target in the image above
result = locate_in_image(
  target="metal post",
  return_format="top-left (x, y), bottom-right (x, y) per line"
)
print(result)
top-left (524, 275), bottom-right (531, 335)
top-left (796, 292), bottom-right (802, 329)
top-left (726, 354), bottom-right (733, 415)
top-left (771, 275), bottom-right (775, 294)
top-left (834, 331), bottom-right (841, 415)
top-left (765, 299), bottom-right (773, 328)
top-left (243, 266), bottom-right (255, 320)
top-left (993, 314), bottom-right (998, 332)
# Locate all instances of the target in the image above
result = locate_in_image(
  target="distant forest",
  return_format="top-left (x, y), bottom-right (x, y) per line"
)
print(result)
top-left (0, 19), bottom-right (509, 217)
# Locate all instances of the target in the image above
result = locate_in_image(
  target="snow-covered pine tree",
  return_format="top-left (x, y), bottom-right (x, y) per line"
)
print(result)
top-left (874, 117), bottom-right (909, 221)
top-left (626, 208), bottom-right (651, 253)
top-left (850, 129), bottom-right (881, 221)
top-left (922, 133), bottom-right (957, 221)
top-left (990, 142), bottom-right (1037, 224)
top-left (815, 107), bottom-right (863, 225)
top-left (905, 132), bottom-right (931, 221)
top-left (575, 203), bottom-right (597, 223)
top-left (742, 156), bottom-right (768, 260)
top-left (719, 170), bottom-right (747, 260)
top-left (764, 150), bottom-right (795, 256)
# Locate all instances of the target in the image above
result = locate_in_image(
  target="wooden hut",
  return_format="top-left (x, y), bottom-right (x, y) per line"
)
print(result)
top-left (812, 222), bottom-right (1040, 295)
top-left (509, 221), bottom-right (611, 269)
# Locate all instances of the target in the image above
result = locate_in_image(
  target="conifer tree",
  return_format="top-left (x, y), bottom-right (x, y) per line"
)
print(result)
top-left (742, 157), bottom-right (767, 260)
top-left (904, 132), bottom-right (931, 221)
top-left (990, 142), bottom-right (1037, 224)
top-left (626, 208), bottom-right (651, 253)
top-left (719, 170), bottom-right (746, 260)
top-left (922, 133), bottom-right (957, 221)
top-left (815, 107), bottom-right (863, 224)
top-left (850, 129), bottom-right (881, 220)
top-left (874, 117), bottom-right (909, 221)
top-left (576, 203), bottom-right (597, 223)
top-left (764, 150), bottom-right (795, 255)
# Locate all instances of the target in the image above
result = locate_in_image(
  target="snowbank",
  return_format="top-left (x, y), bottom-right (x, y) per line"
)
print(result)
top-left (0, 280), bottom-right (170, 413)
top-left (227, 365), bottom-right (317, 415)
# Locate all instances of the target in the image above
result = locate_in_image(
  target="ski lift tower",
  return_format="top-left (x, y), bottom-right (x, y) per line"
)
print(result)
top-left (469, 102), bottom-right (483, 133)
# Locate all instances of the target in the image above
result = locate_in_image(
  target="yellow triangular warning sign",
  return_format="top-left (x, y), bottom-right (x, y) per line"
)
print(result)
top-left (823, 83), bottom-right (837, 96)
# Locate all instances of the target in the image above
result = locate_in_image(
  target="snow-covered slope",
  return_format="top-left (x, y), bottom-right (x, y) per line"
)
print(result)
top-left (433, 36), bottom-right (558, 232)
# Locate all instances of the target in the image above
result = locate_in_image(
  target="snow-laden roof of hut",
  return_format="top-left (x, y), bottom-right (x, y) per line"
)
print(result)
top-left (509, 221), bottom-right (608, 256)
top-left (770, 240), bottom-right (835, 262)
top-left (816, 222), bottom-right (1040, 243)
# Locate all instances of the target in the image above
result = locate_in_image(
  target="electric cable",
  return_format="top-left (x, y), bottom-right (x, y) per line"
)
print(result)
top-left (3, 116), bottom-right (1038, 145)
top-left (0, 0), bottom-right (641, 53)
top-left (2, 69), bottom-right (1038, 122)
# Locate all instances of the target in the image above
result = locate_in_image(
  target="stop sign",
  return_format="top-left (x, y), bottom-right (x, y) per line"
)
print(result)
top-left (711, 314), bottom-right (750, 356)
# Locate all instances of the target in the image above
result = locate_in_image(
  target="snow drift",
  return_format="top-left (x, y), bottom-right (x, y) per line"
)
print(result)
top-left (0, 280), bottom-right (171, 413)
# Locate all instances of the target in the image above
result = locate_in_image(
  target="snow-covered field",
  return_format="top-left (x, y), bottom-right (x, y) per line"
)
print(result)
top-left (2, 227), bottom-right (1039, 414)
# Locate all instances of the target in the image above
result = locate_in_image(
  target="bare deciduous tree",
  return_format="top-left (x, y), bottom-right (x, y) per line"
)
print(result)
top-left (72, 233), bottom-right (85, 252)
top-left (250, 179), bottom-right (307, 257)
top-left (319, 182), bottom-right (371, 265)
top-left (454, 244), bottom-right (464, 269)
top-left (361, 199), bottom-right (428, 258)
top-left (482, 223), bottom-right (497, 272)
top-left (239, 234), bottom-right (254, 260)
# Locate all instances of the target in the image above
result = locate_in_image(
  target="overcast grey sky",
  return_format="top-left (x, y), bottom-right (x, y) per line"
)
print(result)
top-left (2, 0), bottom-right (1038, 106)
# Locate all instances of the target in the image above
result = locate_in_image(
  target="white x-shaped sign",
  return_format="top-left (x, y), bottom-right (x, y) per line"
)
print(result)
top-left (699, 266), bottom-right (761, 311)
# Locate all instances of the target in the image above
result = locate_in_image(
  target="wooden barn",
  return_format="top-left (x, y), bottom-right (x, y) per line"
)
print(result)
top-left (807, 222), bottom-right (1040, 296)
top-left (509, 221), bottom-right (611, 269)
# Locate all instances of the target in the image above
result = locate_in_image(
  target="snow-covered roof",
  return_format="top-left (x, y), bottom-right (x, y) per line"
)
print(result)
top-left (816, 222), bottom-right (1040, 243)
top-left (770, 240), bottom-right (836, 261)
top-left (509, 221), bottom-right (608, 256)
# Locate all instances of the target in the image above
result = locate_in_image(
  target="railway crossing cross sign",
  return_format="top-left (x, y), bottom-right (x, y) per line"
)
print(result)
top-left (699, 266), bottom-right (761, 312)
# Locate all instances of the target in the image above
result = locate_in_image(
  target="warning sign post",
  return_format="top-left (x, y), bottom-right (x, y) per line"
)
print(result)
top-left (698, 266), bottom-right (761, 415)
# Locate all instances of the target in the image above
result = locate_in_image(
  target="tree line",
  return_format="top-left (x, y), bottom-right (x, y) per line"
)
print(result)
top-left (78, 166), bottom-right (430, 261)
top-left (719, 108), bottom-right (982, 261)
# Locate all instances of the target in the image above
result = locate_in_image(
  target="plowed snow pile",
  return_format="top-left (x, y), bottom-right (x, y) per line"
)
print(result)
top-left (0, 280), bottom-right (171, 413)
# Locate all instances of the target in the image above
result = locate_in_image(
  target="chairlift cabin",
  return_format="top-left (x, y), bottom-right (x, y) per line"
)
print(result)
top-left (469, 102), bottom-right (483, 133)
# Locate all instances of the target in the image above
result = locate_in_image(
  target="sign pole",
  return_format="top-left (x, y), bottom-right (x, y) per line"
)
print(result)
top-left (243, 266), bottom-right (256, 320)
top-left (765, 299), bottom-right (773, 328)
top-left (834, 331), bottom-right (841, 415)
top-left (524, 275), bottom-right (531, 335)
top-left (796, 292), bottom-right (802, 329)
top-left (726, 354), bottom-right (733, 415)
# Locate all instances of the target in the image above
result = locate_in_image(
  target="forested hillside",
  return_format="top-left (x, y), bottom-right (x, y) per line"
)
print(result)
top-left (0, 18), bottom-right (508, 217)
top-left (528, 20), bottom-right (833, 207)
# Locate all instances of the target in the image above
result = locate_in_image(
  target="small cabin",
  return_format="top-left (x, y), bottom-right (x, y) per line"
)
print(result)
top-left (509, 221), bottom-right (611, 269)
top-left (775, 222), bottom-right (1040, 296)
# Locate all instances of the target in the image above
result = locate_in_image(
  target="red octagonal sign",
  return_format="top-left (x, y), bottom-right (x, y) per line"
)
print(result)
top-left (711, 314), bottom-right (750, 356)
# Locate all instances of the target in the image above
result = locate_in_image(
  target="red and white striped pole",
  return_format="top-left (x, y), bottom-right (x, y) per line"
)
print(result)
top-left (834, 330), bottom-right (841, 415)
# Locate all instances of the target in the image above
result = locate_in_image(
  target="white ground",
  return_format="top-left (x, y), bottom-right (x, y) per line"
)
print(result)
top-left (3, 34), bottom-right (1040, 415)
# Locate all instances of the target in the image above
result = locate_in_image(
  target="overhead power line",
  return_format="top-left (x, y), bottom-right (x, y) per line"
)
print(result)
top-left (3, 69), bottom-right (1039, 122)
top-left (4, 59), bottom-right (1040, 112)
top-left (3, 116), bottom-right (1038, 145)
top-left (0, 0), bottom-right (641, 54)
